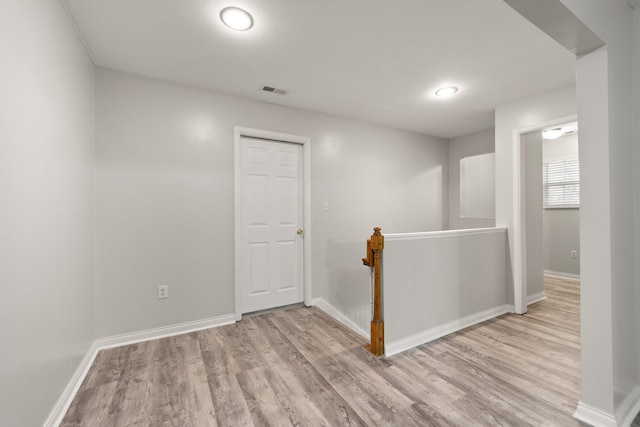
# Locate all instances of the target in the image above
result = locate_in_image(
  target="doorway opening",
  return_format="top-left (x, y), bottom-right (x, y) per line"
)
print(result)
top-left (512, 115), bottom-right (577, 314)
top-left (541, 122), bottom-right (580, 282)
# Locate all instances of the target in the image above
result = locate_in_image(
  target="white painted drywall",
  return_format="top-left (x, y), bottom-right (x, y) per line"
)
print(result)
top-left (543, 209), bottom-right (580, 276)
top-left (383, 228), bottom-right (508, 352)
top-left (575, 44), bottom-right (617, 423)
top-left (635, 10), bottom-right (640, 420)
top-left (460, 153), bottom-right (495, 220)
top-left (542, 133), bottom-right (580, 276)
top-left (543, 133), bottom-right (579, 162)
top-left (495, 84), bottom-right (577, 308)
top-left (558, 1), bottom-right (638, 421)
top-left (500, 0), bottom-right (640, 420)
top-left (95, 68), bottom-right (448, 337)
top-left (523, 131), bottom-right (544, 297)
top-left (448, 128), bottom-right (496, 229)
top-left (0, 1), bottom-right (96, 426)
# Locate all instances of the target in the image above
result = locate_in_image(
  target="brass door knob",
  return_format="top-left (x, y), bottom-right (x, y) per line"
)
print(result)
top-left (297, 229), bottom-right (304, 235)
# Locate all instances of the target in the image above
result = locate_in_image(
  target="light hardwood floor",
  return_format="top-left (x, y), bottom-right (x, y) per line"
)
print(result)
top-left (62, 278), bottom-right (585, 426)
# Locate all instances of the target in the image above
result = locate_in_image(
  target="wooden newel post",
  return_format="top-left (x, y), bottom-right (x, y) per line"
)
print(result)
top-left (362, 227), bottom-right (384, 356)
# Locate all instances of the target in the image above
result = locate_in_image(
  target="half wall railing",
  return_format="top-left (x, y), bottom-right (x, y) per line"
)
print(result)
top-left (362, 227), bottom-right (510, 356)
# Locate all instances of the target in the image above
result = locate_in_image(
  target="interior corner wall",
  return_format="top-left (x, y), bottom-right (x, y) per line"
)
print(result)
top-left (0, 1), bottom-right (96, 426)
top-left (523, 131), bottom-right (544, 297)
top-left (448, 128), bottom-right (496, 230)
top-left (559, 0), bottom-right (639, 420)
top-left (95, 67), bottom-right (448, 337)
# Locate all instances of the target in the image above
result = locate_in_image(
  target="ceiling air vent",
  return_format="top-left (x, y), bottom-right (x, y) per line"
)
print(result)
top-left (261, 85), bottom-right (288, 95)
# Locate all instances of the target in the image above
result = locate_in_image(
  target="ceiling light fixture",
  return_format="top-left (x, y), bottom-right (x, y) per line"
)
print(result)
top-left (435, 86), bottom-right (459, 97)
top-left (543, 122), bottom-right (578, 140)
top-left (220, 7), bottom-right (254, 31)
top-left (542, 128), bottom-right (564, 140)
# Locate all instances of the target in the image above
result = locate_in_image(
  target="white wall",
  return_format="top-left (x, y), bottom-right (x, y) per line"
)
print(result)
top-left (383, 228), bottom-right (509, 355)
top-left (495, 84), bottom-right (577, 308)
top-left (635, 9), bottom-right (640, 417)
top-left (542, 133), bottom-right (580, 276)
top-left (500, 0), bottom-right (639, 423)
top-left (95, 68), bottom-right (448, 337)
top-left (448, 128), bottom-right (496, 229)
top-left (0, 1), bottom-right (96, 426)
top-left (523, 131), bottom-right (544, 297)
top-left (557, 1), bottom-right (638, 422)
top-left (543, 132), bottom-right (579, 161)
top-left (543, 209), bottom-right (580, 275)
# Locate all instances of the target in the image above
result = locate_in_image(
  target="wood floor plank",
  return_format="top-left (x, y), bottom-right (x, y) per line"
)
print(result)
top-left (405, 348), bottom-right (555, 426)
top-left (79, 347), bottom-right (128, 390)
top-left (252, 364), bottom-right (333, 426)
top-left (311, 349), bottom-right (414, 426)
top-left (60, 382), bottom-right (118, 427)
top-left (62, 277), bottom-right (583, 426)
top-left (448, 331), bottom-right (580, 393)
top-left (106, 340), bottom-right (156, 426)
top-left (268, 308), bottom-right (352, 361)
top-left (236, 367), bottom-right (293, 427)
top-left (465, 321), bottom-right (579, 371)
top-left (307, 308), bottom-right (369, 348)
top-left (389, 402), bottom-right (452, 427)
top-left (440, 337), bottom-right (579, 413)
top-left (494, 312), bottom-right (580, 346)
top-left (198, 329), bottom-right (253, 427)
top-left (252, 314), bottom-right (368, 426)
top-left (169, 333), bottom-right (217, 426)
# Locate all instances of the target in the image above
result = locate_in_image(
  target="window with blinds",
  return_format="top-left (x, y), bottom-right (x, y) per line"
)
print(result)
top-left (543, 158), bottom-right (580, 208)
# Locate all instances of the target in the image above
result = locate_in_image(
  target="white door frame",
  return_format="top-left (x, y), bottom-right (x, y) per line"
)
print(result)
top-left (511, 114), bottom-right (577, 314)
top-left (234, 126), bottom-right (312, 321)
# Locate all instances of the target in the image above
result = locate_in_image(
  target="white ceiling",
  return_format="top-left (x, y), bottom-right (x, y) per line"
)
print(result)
top-left (62, 0), bottom-right (576, 139)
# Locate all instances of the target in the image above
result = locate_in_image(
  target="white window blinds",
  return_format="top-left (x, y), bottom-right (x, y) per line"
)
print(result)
top-left (543, 158), bottom-right (580, 208)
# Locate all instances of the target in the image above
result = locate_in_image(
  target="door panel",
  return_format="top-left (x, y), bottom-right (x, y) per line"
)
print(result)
top-left (248, 242), bottom-right (269, 296)
top-left (240, 137), bottom-right (303, 313)
top-left (248, 174), bottom-right (268, 225)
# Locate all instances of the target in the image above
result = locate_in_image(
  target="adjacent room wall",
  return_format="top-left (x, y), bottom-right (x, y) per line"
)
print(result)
top-left (448, 128), bottom-right (496, 229)
top-left (543, 209), bottom-right (580, 276)
top-left (542, 133), bottom-right (580, 277)
top-left (0, 1), bottom-right (96, 426)
top-left (523, 131), bottom-right (544, 297)
top-left (95, 68), bottom-right (448, 337)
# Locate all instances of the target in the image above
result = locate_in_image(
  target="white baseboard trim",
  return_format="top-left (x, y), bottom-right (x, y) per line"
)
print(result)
top-left (615, 385), bottom-right (640, 427)
top-left (527, 291), bottom-right (547, 305)
top-left (385, 304), bottom-right (512, 357)
top-left (97, 314), bottom-right (237, 350)
top-left (574, 401), bottom-right (617, 426)
top-left (505, 293), bottom-right (548, 314)
top-left (312, 298), bottom-right (369, 339)
top-left (43, 340), bottom-right (99, 427)
top-left (544, 270), bottom-right (580, 281)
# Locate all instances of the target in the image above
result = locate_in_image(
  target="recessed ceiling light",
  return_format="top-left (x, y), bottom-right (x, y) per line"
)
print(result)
top-left (220, 7), bottom-right (253, 31)
top-left (435, 86), bottom-right (459, 97)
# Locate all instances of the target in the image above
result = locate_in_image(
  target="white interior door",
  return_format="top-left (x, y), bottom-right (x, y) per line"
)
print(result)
top-left (240, 136), bottom-right (304, 313)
